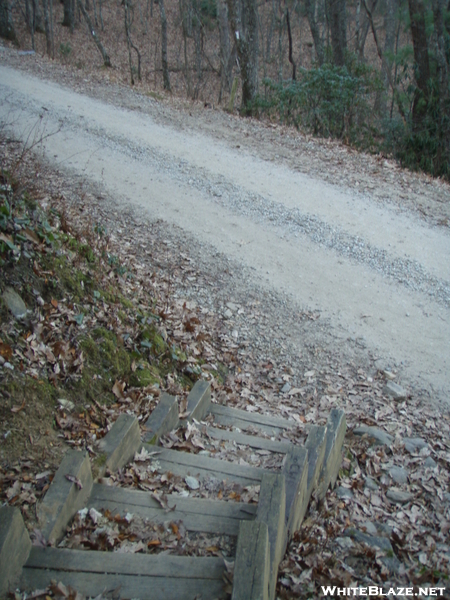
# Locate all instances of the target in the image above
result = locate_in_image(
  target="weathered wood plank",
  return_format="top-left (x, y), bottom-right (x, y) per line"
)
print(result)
top-left (283, 447), bottom-right (309, 536)
top-left (205, 426), bottom-right (293, 454)
top-left (88, 483), bottom-right (255, 535)
top-left (304, 425), bottom-right (327, 499)
top-left (97, 413), bottom-right (142, 474)
top-left (21, 568), bottom-right (226, 599)
top-left (25, 546), bottom-right (226, 577)
top-left (145, 446), bottom-right (266, 485)
top-left (37, 450), bottom-right (93, 545)
top-left (317, 409), bottom-right (346, 499)
top-left (210, 405), bottom-right (293, 436)
top-left (232, 520), bottom-right (270, 600)
top-left (257, 474), bottom-right (286, 600)
top-left (143, 393), bottom-right (179, 444)
top-left (185, 380), bottom-right (211, 422)
top-left (0, 506), bottom-right (31, 595)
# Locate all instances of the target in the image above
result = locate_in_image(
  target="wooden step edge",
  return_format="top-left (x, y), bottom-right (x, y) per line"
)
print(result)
top-left (304, 425), bottom-right (327, 500)
top-left (21, 547), bottom-right (228, 600)
top-left (210, 404), bottom-right (295, 430)
top-left (256, 473), bottom-right (286, 600)
top-left (143, 392), bottom-right (179, 445)
top-left (316, 409), bottom-right (347, 500)
top-left (97, 413), bottom-right (142, 477)
top-left (282, 446), bottom-right (309, 539)
top-left (232, 520), bottom-right (271, 600)
top-left (204, 425), bottom-right (293, 454)
top-left (0, 506), bottom-right (32, 595)
top-left (37, 449), bottom-right (93, 546)
top-left (183, 380), bottom-right (211, 423)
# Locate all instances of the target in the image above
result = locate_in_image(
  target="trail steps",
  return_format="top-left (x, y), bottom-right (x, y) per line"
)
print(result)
top-left (0, 381), bottom-right (346, 599)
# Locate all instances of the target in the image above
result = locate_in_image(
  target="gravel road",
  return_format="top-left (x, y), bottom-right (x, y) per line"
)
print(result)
top-left (1, 59), bottom-right (449, 406)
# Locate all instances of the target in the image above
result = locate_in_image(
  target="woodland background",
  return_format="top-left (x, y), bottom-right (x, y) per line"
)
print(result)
top-left (0, 0), bottom-right (449, 179)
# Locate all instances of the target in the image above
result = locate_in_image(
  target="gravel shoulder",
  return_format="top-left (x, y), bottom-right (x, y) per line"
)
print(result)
top-left (0, 49), bottom-right (449, 406)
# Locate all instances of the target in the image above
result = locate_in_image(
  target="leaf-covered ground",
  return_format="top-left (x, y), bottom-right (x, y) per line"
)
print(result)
top-left (1, 134), bottom-right (449, 599)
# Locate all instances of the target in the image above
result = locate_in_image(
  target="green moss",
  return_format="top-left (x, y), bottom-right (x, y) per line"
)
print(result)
top-left (129, 365), bottom-right (161, 387)
top-left (141, 327), bottom-right (167, 355)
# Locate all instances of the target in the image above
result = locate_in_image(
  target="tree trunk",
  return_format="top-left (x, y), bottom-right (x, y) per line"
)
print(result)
top-left (376, 0), bottom-right (398, 113)
top-left (159, 0), bottom-right (171, 91)
top-left (42, 0), bottom-right (52, 56)
top-left (327, 0), bottom-right (346, 66)
top-left (0, 0), bottom-right (17, 42)
top-left (304, 0), bottom-right (324, 65)
top-left (408, 0), bottom-right (430, 131)
top-left (228, 0), bottom-right (259, 114)
top-left (62, 0), bottom-right (74, 29)
top-left (217, 0), bottom-right (233, 95)
top-left (77, 0), bottom-right (111, 66)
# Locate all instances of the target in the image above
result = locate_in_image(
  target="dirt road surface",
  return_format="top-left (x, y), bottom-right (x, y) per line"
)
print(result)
top-left (1, 58), bottom-right (449, 406)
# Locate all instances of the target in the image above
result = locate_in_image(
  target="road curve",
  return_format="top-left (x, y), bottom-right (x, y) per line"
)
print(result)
top-left (0, 64), bottom-right (449, 404)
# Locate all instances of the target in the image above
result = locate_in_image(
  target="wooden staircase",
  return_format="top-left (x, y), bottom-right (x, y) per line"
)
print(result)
top-left (0, 381), bottom-right (346, 599)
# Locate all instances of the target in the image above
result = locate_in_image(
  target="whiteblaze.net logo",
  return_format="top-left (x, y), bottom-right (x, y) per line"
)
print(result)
top-left (321, 586), bottom-right (446, 597)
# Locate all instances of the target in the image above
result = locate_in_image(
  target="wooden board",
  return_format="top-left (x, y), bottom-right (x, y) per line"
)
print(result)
top-left (283, 447), bottom-right (309, 535)
top-left (146, 446), bottom-right (266, 485)
top-left (98, 414), bottom-right (142, 473)
top-left (22, 547), bottom-right (227, 599)
top-left (256, 474), bottom-right (286, 600)
top-left (0, 507), bottom-right (31, 595)
top-left (232, 520), bottom-right (270, 600)
top-left (205, 426), bottom-right (293, 454)
top-left (317, 409), bottom-right (346, 499)
top-left (210, 405), bottom-right (293, 436)
top-left (185, 380), bottom-right (211, 422)
top-left (89, 483), bottom-right (256, 535)
top-left (143, 393), bottom-right (179, 444)
top-left (37, 450), bottom-right (93, 545)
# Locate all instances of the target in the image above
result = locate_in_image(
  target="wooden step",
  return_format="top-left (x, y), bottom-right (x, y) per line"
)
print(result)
top-left (2, 381), bottom-right (346, 600)
top-left (88, 483), bottom-right (256, 535)
top-left (21, 547), bottom-right (228, 600)
top-left (209, 404), bottom-right (294, 436)
top-left (147, 446), bottom-right (268, 485)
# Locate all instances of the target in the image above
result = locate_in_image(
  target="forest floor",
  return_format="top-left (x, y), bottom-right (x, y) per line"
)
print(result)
top-left (0, 41), bottom-right (450, 599)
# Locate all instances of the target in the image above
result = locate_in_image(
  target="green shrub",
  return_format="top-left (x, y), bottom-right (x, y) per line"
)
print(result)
top-left (254, 59), bottom-right (382, 148)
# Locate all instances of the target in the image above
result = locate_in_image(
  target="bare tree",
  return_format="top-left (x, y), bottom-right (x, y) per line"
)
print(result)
top-left (217, 0), bottom-right (234, 99)
top-left (42, 0), bottom-right (53, 56)
top-left (62, 0), bottom-right (74, 31)
top-left (408, 0), bottom-right (430, 130)
top-left (124, 0), bottom-right (142, 85)
top-left (0, 0), bottom-right (17, 42)
top-left (327, 0), bottom-right (347, 66)
top-left (304, 0), bottom-right (324, 64)
top-left (228, 0), bottom-right (259, 114)
top-left (77, 0), bottom-right (111, 66)
top-left (159, 0), bottom-right (171, 90)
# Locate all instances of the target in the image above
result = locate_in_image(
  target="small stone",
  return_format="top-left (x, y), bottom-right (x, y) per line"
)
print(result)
top-left (383, 370), bottom-right (396, 380)
top-left (344, 528), bottom-right (401, 573)
top-left (386, 489), bottom-right (413, 504)
top-left (361, 521), bottom-right (377, 535)
top-left (364, 477), bottom-right (379, 491)
top-left (281, 382), bottom-right (291, 394)
top-left (59, 399), bottom-right (75, 412)
top-left (353, 426), bottom-right (393, 446)
top-left (336, 486), bottom-right (354, 499)
top-left (389, 466), bottom-right (408, 485)
top-left (383, 381), bottom-right (407, 401)
top-left (336, 537), bottom-right (354, 549)
top-left (226, 302), bottom-right (238, 312)
top-left (2, 287), bottom-right (27, 319)
top-left (424, 457), bottom-right (437, 469)
top-left (185, 476), bottom-right (200, 490)
top-left (3, 362), bottom-right (14, 370)
top-left (403, 437), bottom-right (428, 454)
top-left (223, 309), bottom-right (233, 319)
